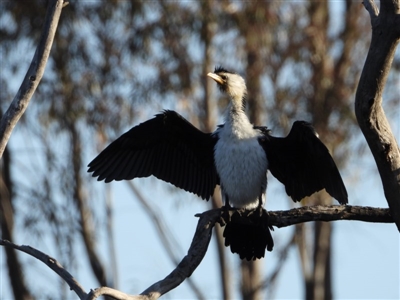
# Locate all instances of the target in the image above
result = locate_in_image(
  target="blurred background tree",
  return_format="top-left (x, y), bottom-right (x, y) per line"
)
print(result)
top-left (1, 1), bottom-right (399, 299)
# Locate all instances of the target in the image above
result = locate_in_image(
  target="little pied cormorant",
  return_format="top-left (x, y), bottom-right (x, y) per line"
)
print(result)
top-left (88, 66), bottom-right (348, 260)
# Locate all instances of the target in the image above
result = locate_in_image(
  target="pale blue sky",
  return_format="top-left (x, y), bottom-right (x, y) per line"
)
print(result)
top-left (1, 1), bottom-right (400, 299)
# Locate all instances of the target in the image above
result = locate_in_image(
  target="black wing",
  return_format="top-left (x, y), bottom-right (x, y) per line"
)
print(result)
top-left (257, 121), bottom-right (348, 204)
top-left (88, 110), bottom-right (219, 200)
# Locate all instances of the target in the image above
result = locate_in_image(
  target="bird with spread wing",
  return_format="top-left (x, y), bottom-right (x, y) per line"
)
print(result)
top-left (88, 67), bottom-right (348, 260)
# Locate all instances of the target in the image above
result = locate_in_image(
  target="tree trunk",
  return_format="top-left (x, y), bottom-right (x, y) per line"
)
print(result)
top-left (355, 0), bottom-right (400, 231)
top-left (0, 146), bottom-right (33, 300)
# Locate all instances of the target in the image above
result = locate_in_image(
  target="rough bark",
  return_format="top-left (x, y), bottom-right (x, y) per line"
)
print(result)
top-left (355, 0), bottom-right (400, 231)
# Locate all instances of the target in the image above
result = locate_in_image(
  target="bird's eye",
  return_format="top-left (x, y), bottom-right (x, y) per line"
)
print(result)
top-left (221, 75), bottom-right (227, 80)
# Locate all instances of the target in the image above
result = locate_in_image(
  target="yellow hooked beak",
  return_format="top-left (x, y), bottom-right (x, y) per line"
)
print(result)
top-left (207, 72), bottom-right (224, 85)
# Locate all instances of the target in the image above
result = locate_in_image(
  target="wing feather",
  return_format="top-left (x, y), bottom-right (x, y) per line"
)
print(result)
top-left (117, 151), bottom-right (136, 180)
top-left (258, 121), bottom-right (348, 204)
top-left (88, 110), bottom-right (219, 200)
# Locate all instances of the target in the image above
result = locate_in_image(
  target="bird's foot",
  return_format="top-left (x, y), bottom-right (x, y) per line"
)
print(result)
top-left (220, 202), bottom-right (234, 226)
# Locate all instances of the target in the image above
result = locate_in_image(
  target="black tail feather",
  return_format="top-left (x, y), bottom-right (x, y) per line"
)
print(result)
top-left (223, 209), bottom-right (274, 260)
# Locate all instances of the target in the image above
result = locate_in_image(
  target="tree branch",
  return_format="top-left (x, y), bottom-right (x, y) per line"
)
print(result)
top-left (126, 181), bottom-right (206, 299)
top-left (363, 0), bottom-right (379, 25)
top-left (355, 0), bottom-right (400, 231)
top-left (0, 0), bottom-right (65, 158)
top-left (268, 205), bottom-right (392, 227)
top-left (0, 205), bottom-right (392, 300)
top-left (0, 239), bottom-right (87, 299)
top-left (139, 208), bottom-right (218, 299)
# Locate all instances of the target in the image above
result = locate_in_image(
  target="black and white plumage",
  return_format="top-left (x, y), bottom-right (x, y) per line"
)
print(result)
top-left (88, 67), bottom-right (348, 260)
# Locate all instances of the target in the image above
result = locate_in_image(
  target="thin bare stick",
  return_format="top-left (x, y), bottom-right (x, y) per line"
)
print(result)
top-left (0, 0), bottom-right (64, 158)
top-left (0, 239), bottom-right (87, 299)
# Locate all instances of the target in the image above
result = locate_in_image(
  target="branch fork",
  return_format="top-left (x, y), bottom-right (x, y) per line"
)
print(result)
top-left (0, 205), bottom-right (393, 300)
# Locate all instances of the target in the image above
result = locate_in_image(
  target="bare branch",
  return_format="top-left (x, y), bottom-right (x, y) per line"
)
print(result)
top-left (268, 205), bottom-right (392, 227)
top-left (0, 0), bottom-right (64, 158)
top-left (0, 239), bottom-right (87, 299)
top-left (126, 181), bottom-right (205, 299)
top-left (363, 0), bottom-right (379, 26)
top-left (139, 205), bottom-right (391, 298)
top-left (140, 209), bottom-right (219, 299)
top-left (87, 287), bottom-right (141, 300)
top-left (356, 0), bottom-right (400, 231)
top-left (0, 205), bottom-right (392, 299)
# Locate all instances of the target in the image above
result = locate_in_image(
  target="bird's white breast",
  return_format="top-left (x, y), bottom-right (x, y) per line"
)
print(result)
top-left (214, 118), bottom-right (268, 209)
